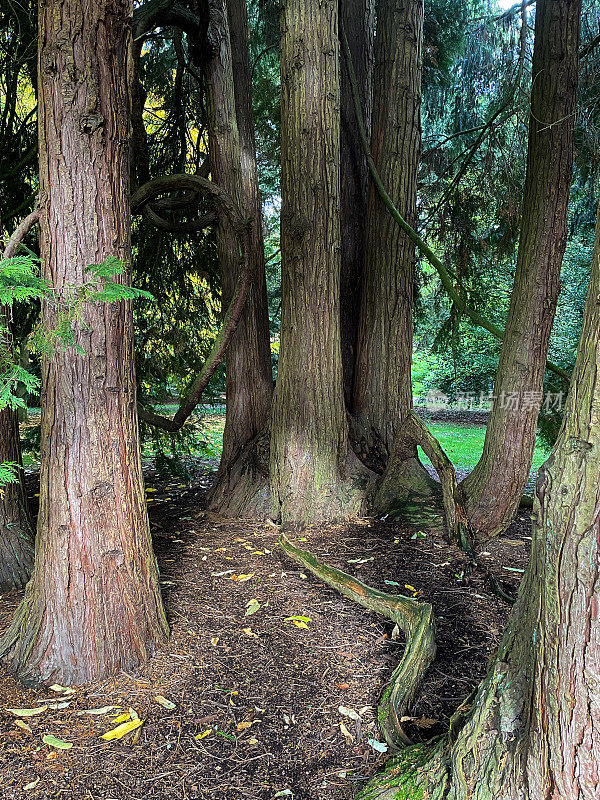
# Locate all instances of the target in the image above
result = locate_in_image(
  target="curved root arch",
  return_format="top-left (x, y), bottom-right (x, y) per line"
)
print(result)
top-left (131, 174), bottom-right (250, 432)
top-left (280, 534), bottom-right (436, 748)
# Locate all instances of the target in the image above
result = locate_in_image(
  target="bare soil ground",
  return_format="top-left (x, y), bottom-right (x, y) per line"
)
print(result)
top-left (0, 471), bottom-right (531, 800)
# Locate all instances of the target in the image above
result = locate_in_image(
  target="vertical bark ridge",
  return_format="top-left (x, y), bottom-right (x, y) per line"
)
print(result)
top-left (205, 0), bottom-right (274, 517)
top-left (460, 0), bottom-right (581, 544)
top-left (339, 0), bottom-right (373, 404)
top-left (352, 0), bottom-right (423, 462)
top-left (204, 0), bottom-right (273, 472)
top-left (0, 0), bottom-right (168, 686)
top-left (270, 0), bottom-right (370, 524)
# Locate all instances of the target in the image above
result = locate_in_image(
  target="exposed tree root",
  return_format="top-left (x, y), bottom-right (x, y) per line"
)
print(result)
top-left (375, 413), bottom-right (473, 553)
top-left (279, 534), bottom-right (436, 748)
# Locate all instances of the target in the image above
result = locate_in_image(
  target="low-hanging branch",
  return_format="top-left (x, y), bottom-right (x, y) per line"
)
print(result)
top-left (280, 534), bottom-right (436, 749)
top-left (3, 207), bottom-right (40, 259)
top-left (131, 174), bottom-right (251, 433)
top-left (341, 29), bottom-right (570, 385)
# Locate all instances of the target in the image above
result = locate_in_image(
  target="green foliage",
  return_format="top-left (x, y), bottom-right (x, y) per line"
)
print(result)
top-left (29, 256), bottom-right (153, 357)
top-left (0, 461), bottom-right (19, 486)
top-left (0, 252), bottom-right (153, 486)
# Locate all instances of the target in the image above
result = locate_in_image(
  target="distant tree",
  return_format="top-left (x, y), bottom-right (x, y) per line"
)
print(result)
top-left (0, 0), bottom-right (168, 685)
top-left (0, 407), bottom-right (33, 591)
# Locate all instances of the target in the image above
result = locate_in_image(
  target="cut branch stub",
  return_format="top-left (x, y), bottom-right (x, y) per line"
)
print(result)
top-left (132, 174), bottom-right (250, 433)
top-left (279, 534), bottom-right (436, 748)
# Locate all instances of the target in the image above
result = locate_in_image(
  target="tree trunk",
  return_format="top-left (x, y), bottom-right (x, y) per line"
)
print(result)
top-left (351, 0), bottom-right (425, 475)
top-left (204, 0), bottom-right (272, 463)
top-left (205, 0), bottom-right (274, 516)
top-left (270, 0), bottom-right (370, 525)
top-left (339, 0), bottom-right (373, 404)
top-left (0, 0), bottom-right (168, 686)
top-left (0, 406), bottom-right (33, 592)
top-left (460, 0), bottom-right (580, 545)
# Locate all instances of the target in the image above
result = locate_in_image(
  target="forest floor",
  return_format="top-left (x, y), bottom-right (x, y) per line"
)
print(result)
top-left (0, 466), bottom-right (532, 800)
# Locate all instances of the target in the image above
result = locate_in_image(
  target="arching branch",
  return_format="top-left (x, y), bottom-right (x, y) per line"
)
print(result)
top-left (132, 175), bottom-right (250, 432)
top-left (3, 207), bottom-right (40, 259)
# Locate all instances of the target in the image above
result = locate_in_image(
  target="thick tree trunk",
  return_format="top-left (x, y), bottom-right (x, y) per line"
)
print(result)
top-left (339, 0), bottom-right (373, 404)
top-left (460, 0), bottom-right (580, 545)
top-left (205, 0), bottom-right (274, 516)
top-left (270, 0), bottom-right (370, 525)
top-left (351, 0), bottom-right (426, 477)
top-left (0, 407), bottom-right (33, 592)
top-left (0, 0), bottom-right (168, 686)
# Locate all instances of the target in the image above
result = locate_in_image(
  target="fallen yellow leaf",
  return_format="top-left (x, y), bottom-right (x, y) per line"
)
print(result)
top-left (110, 712), bottom-right (131, 724)
top-left (101, 718), bottom-right (143, 741)
top-left (231, 573), bottom-right (255, 582)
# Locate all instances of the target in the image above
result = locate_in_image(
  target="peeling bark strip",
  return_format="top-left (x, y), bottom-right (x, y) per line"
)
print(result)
top-left (271, 0), bottom-right (370, 524)
top-left (0, 0), bottom-right (168, 686)
top-left (280, 535), bottom-right (435, 748)
top-left (460, 0), bottom-right (581, 542)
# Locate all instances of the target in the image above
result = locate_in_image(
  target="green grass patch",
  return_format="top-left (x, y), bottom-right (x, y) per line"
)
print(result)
top-left (418, 421), bottom-right (550, 474)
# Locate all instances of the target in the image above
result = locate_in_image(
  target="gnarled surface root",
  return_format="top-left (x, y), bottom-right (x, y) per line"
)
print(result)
top-left (280, 534), bottom-right (436, 748)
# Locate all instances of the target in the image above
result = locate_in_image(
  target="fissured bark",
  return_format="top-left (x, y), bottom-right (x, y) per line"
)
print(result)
top-left (204, 0), bottom-right (272, 467)
top-left (205, 0), bottom-right (274, 516)
top-left (339, 0), bottom-right (373, 404)
top-left (0, 0), bottom-right (168, 686)
top-left (461, 0), bottom-right (580, 544)
top-left (270, 0), bottom-right (370, 524)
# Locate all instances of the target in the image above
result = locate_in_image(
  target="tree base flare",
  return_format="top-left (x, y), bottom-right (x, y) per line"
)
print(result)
top-left (207, 431), bottom-right (271, 518)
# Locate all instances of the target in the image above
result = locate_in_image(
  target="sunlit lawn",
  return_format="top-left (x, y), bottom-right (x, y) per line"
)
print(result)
top-left (418, 421), bottom-right (551, 473)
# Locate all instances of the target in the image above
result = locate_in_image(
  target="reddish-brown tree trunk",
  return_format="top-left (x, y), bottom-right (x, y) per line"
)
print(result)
top-left (0, 0), bottom-right (168, 686)
top-left (460, 0), bottom-right (580, 544)
top-left (339, 0), bottom-right (373, 404)
top-left (270, 0), bottom-right (370, 525)
top-left (352, 0), bottom-right (424, 468)
top-left (0, 407), bottom-right (33, 592)
top-left (204, 0), bottom-right (273, 517)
